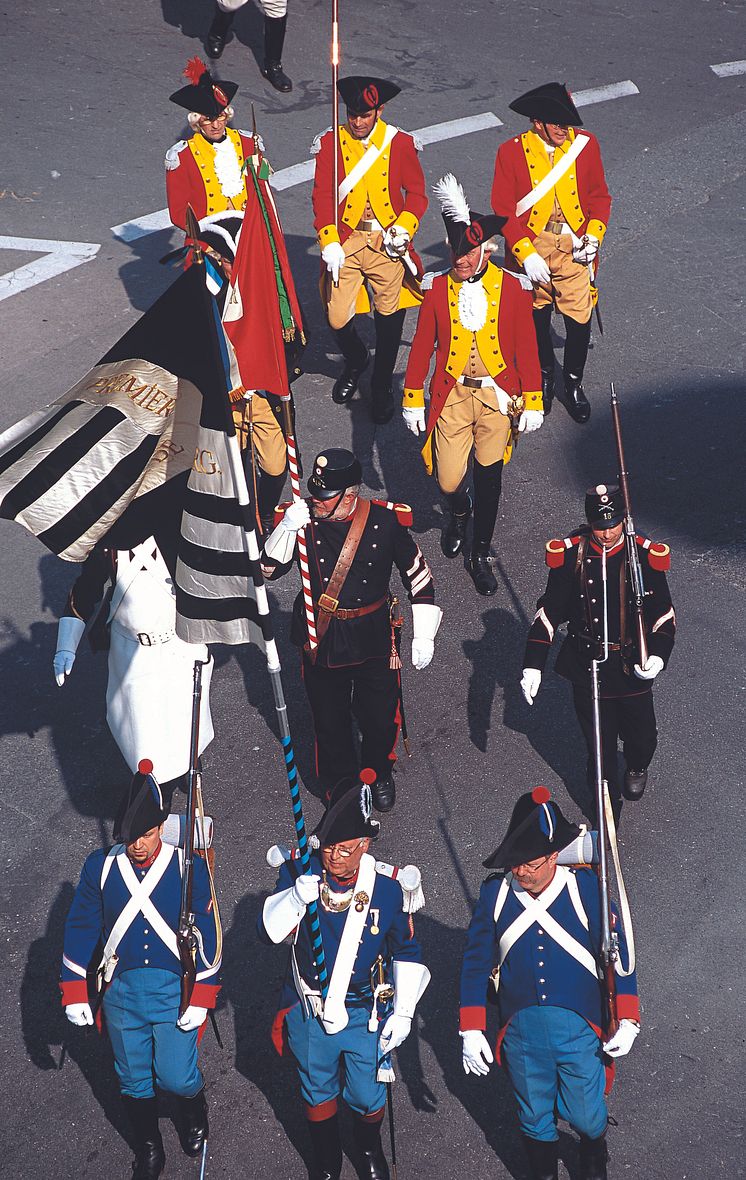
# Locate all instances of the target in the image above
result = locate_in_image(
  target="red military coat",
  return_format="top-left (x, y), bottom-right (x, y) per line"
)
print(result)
top-left (166, 127), bottom-right (257, 230)
top-left (491, 128), bottom-right (611, 266)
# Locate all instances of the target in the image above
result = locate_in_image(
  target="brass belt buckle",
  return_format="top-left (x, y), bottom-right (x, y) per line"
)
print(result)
top-left (318, 593), bottom-right (339, 614)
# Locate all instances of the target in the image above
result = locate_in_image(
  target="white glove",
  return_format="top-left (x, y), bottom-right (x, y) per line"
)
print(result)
top-left (383, 225), bottom-right (411, 259)
top-left (520, 668), bottom-right (542, 705)
top-left (411, 639), bottom-right (434, 671)
top-left (518, 410), bottom-right (544, 434)
top-left (281, 499), bottom-right (311, 533)
top-left (572, 234), bottom-right (599, 264)
top-left (633, 654), bottom-right (664, 681)
top-left (461, 1030), bottom-right (494, 1076)
top-left (177, 1005), bottom-right (208, 1032)
top-left (402, 406), bottom-right (426, 436)
top-left (379, 1014), bottom-right (412, 1052)
top-left (411, 604), bottom-right (442, 671)
top-left (603, 1019), bottom-right (640, 1058)
top-left (291, 873), bottom-right (321, 907)
top-left (65, 1002), bottom-right (94, 1027)
top-left (321, 242), bottom-right (345, 283)
top-left (264, 500), bottom-right (311, 564)
top-left (523, 251), bottom-right (551, 285)
top-left (54, 616), bottom-right (86, 686)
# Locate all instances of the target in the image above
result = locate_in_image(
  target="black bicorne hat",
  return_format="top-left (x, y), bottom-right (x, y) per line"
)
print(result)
top-left (170, 56), bottom-right (238, 119)
top-left (432, 174), bottom-right (507, 260)
top-left (113, 760), bottom-right (169, 845)
top-left (483, 786), bottom-right (581, 870)
top-left (307, 448), bottom-right (363, 500)
top-left (338, 75), bottom-right (401, 115)
top-left (585, 483), bottom-right (624, 528)
top-left (314, 769), bottom-right (381, 846)
top-left (198, 212), bottom-right (244, 262)
top-left (509, 82), bottom-right (583, 127)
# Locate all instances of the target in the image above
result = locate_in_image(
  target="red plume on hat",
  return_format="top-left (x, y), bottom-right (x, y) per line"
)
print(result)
top-left (183, 56), bottom-right (209, 85)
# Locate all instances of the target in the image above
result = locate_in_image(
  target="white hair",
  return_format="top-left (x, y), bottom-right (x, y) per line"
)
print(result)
top-left (188, 104), bottom-right (234, 128)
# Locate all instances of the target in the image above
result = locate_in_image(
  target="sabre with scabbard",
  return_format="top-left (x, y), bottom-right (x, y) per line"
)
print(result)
top-left (389, 595), bottom-right (411, 756)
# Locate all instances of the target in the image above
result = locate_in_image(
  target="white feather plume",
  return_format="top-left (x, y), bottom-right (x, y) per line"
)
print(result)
top-left (432, 173), bottom-right (471, 225)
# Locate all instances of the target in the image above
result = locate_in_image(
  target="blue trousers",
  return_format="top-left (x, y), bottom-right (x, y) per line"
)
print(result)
top-left (285, 1002), bottom-right (386, 1115)
top-left (103, 968), bottom-right (203, 1100)
top-left (501, 1005), bottom-right (607, 1142)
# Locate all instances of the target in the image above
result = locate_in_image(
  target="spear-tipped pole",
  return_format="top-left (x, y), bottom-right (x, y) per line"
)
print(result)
top-left (331, 0), bottom-right (340, 242)
top-left (280, 400), bottom-right (319, 655)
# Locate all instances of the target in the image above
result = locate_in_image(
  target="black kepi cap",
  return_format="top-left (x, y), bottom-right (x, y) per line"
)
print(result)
top-left (483, 786), bottom-right (581, 870)
top-left (509, 82), bottom-right (583, 128)
top-left (314, 769), bottom-right (381, 846)
top-left (433, 174), bottom-right (507, 260)
top-left (585, 483), bottom-right (624, 528)
top-left (170, 56), bottom-right (238, 119)
top-left (307, 448), bottom-right (362, 500)
top-left (113, 760), bottom-right (169, 845)
top-left (338, 76), bottom-right (401, 115)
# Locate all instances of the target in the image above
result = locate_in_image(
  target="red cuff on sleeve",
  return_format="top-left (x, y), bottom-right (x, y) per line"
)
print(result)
top-left (616, 994), bottom-right (640, 1023)
top-left (60, 980), bottom-right (89, 1006)
top-left (459, 1005), bottom-right (487, 1032)
top-left (191, 983), bottom-right (221, 1009)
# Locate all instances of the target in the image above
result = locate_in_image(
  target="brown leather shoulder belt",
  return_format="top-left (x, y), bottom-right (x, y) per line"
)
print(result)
top-left (311, 498), bottom-right (376, 653)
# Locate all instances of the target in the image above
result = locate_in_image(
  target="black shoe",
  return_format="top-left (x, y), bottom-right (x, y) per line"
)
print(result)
top-left (178, 1089), bottom-right (208, 1158)
top-left (122, 1097), bottom-right (165, 1180)
top-left (262, 60), bottom-right (293, 92)
top-left (541, 366), bottom-right (555, 415)
top-left (468, 543), bottom-right (497, 596)
top-left (441, 494), bottom-right (472, 558)
top-left (563, 372), bottom-right (591, 423)
top-left (522, 1135), bottom-right (558, 1180)
top-left (205, 9), bottom-right (233, 59)
top-left (353, 1115), bottom-right (390, 1180)
top-left (370, 387), bottom-right (395, 425)
top-left (578, 1133), bottom-right (608, 1180)
top-left (623, 767), bottom-right (648, 800)
top-left (332, 352), bottom-right (369, 404)
top-left (371, 774), bottom-right (396, 813)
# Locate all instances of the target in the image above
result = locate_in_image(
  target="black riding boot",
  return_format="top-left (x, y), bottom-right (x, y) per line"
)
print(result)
top-left (562, 314), bottom-right (592, 423)
top-left (441, 489), bottom-right (472, 558)
top-left (121, 1096), bottom-right (165, 1180)
top-left (178, 1089), bottom-right (209, 1158)
top-left (353, 1113), bottom-right (390, 1180)
top-left (205, 5), bottom-right (234, 59)
top-left (257, 468), bottom-right (287, 536)
top-left (307, 1114), bottom-right (343, 1180)
top-left (262, 15), bottom-right (292, 92)
top-left (331, 321), bottom-right (369, 404)
top-left (468, 459), bottom-right (503, 596)
top-left (522, 1135), bottom-right (558, 1180)
top-left (578, 1133), bottom-right (608, 1179)
top-left (532, 305), bottom-right (555, 414)
top-left (370, 308), bottom-right (406, 424)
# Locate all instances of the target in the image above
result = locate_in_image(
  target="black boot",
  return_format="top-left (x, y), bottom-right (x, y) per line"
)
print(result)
top-left (205, 5), bottom-right (234, 59)
top-left (468, 459), bottom-right (503, 596)
top-left (370, 309), bottom-right (406, 424)
top-left (532, 305), bottom-right (555, 415)
top-left (261, 15), bottom-right (292, 92)
top-left (371, 773), bottom-right (395, 813)
top-left (441, 491), bottom-right (472, 558)
top-left (353, 1114), bottom-right (390, 1180)
top-left (307, 1114), bottom-right (342, 1180)
top-left (578, 1133), bottom-right (608, 1180)
top-left (121, 1096), bottom-right (165, 1180)
top-left (562, 315), bottom-right (592, 423)
top-left (178, 1089), bottom-right (208, 1158)
top-left (522, 1134), bottom-right (558, 1180)
top-left (331, 322), bottom-right (369, 404)
top-left (257, 467), bottom-right (287, 536)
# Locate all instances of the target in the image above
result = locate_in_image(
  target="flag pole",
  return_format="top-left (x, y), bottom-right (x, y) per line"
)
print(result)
top-left (331, 0), bottom-right (341, 248)
top-left (280, 401), bottom-right (319, 654)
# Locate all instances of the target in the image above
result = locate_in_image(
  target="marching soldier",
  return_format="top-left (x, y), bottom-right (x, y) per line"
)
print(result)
top-left (261, 448), bottom-right (441, 812)
top-left (60, 764), bottom-right (221, 1180)
top-left (521, 485), bottom-right (676, 812)
top-left (311, 76), bottom-right (427, 423)
top-left (259, 777), bottom-right (430, 1180)
top-left (166, 58), bottom-right (306, 531)
top-left (491, 82), bottom-right (612, 423)
top-left (459, 787), bottom-right (640, 1180)
top-left (205, 0), bottom-right (293, 93)
top-left (402, 174), bottom-right (543, 596)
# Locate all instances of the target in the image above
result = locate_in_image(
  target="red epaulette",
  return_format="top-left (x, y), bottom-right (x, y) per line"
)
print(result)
top-left (371, 499), bottom-right (413, 527)
top-left (273, 500), bottom-right (294, 527)
top-left (545, 535), bottom-right (581, 568)
top-left (637, 535), bottom-right (671, 571)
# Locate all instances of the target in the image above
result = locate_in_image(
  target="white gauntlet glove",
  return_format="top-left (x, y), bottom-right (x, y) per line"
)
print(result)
top-left (461, 1030), bottom-right (494, 1075)
top-left (633, 654), bottom-right (664, 681)
top-left (603, 1019), bottom-right (640, 1058)
top-left (518, 410), bottom-right (544, 433)
top-left (411, 604), bottom-right (443, 671)
top-left (177, 1006), bottom-right (208, 1032)
top-left (54, 617), bottom-right (86, 686)
top-left (520, 668), bottom-right (542, 704)
top-left (572, 234), bottom-right (599, 264)
top-left (383, 225), bottom-right (411, 259)
top-left (262, 873), bottom-right (321, 943)
top-left (321, 242), bottom-right (345, 283)
top-left (523, 251), bottom-right (551, 285)
top-left (402, 406), bottom-right (426, 436)
top-left (65, 1002), bottom-right (94, 1027)
top-left (291, 872), bottom-right (321, 907)
top-left (264, 499), bottom-right (311, 564)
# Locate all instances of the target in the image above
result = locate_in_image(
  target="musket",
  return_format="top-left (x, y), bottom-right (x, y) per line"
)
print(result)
top-left (177, 659), bottom-right (207, 1016)
top-left (610, 382), bottom-right (648, 667)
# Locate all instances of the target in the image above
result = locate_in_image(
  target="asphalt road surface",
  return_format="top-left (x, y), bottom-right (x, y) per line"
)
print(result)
top-left (2, 2), bottom-right (745, 1177)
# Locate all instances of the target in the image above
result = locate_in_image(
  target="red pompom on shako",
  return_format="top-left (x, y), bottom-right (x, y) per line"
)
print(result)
top-left (359, 767), bottom-right (377, 785)
top-left (138, 758), bottom-right (154, 775)
top-left (532, 785), bottom-right (551, 805)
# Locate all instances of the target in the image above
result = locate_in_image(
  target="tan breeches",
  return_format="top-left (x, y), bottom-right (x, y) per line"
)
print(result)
top-left (531, 230), bottom-right (593, 323)
top-left (232, 395), bottom-right (286, 476)
top-left (324, 231), bottom-right (404, 329)
top-left (433, 383), bottom-right (512, 494)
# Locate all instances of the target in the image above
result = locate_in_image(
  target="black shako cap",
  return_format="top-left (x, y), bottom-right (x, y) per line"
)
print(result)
top-left (338, 75), bottom-right (401, 115)
top-left (307, 448), bottom-right (362, 500)
top-left (483, 786), bottom-right (581, 870)
top-left (170, 57), bottom-right (238, 119)
top-left (585, 483), bottom-right (624, 528)
top-left (113, 760), bottom-right (169, 845)
top-left (314, 769), bottom-right (381, 846)
top-left (509, 82), bottom-right (583, 127)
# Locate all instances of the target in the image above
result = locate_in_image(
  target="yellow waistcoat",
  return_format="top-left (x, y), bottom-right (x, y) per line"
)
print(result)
top-left (188, 127), bottom-right (248, 215)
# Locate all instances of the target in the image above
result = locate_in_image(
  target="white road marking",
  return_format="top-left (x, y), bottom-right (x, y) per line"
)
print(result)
top-left (111, 208), bottom-right (172, 242)
top-left (710, 60), bottom-right (746, 77)
top-left (0, 236), bottom-right (100, 303)
top-left (573, 80), bottom-right (640, 106)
